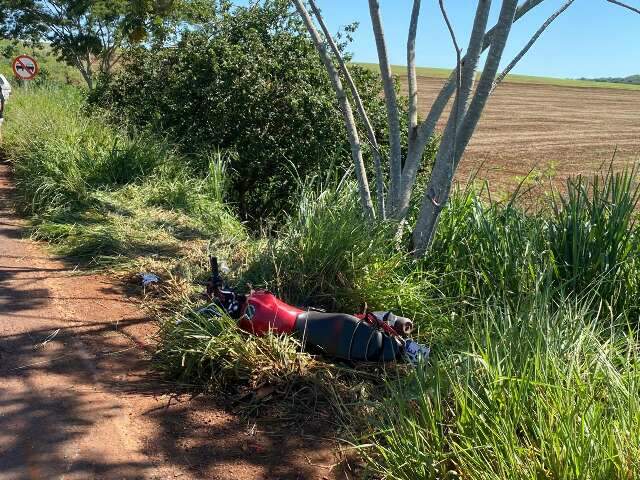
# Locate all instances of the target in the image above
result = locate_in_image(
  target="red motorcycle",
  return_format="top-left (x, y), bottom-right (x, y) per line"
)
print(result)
top-left (202, 257), bottom-right (430, 364)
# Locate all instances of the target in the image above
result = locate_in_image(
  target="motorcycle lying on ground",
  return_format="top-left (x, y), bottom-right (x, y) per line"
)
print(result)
top-left (200, 257), bottom-right (430, 364)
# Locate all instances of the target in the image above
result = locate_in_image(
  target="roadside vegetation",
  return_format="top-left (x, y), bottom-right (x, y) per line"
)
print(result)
top-left (4, 82), bottom-right (640, 478)
top-left (2, 2), bottom-right (640, 478)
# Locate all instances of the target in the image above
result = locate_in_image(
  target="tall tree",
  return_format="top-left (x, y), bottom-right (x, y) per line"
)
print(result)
top-left (0, 0), bottom-right (205, 89)
top-left (292, 0), bottom-right (638, 255)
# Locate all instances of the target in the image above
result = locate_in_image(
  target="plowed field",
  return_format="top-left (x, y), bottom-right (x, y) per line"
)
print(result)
top-left (409, 76), bottom-right (640, 194)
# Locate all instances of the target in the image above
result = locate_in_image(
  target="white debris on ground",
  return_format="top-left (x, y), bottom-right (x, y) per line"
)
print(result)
top-left (140, 273), bottom-right (160, 288)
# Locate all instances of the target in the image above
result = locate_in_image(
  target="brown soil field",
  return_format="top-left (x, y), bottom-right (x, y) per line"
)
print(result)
top-left (408, 76), bottom-right (640, 196)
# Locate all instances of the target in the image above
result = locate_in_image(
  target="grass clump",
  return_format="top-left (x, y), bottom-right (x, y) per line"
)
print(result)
top-left (361, 296), bottom-right (640, 479)
top-left (548, 167), bottom-right (640, 313)
top-left (156, 309), bottom-right (308, 389)
top-left (243, 173), bottom-right (401, 308)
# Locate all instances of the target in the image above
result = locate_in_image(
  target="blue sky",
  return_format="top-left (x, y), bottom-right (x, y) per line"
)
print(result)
top-left (306, 1), bottom-right (639, 79)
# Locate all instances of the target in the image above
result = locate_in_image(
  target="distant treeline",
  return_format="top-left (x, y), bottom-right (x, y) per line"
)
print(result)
top-left (580, 74), bottom-right (640, 85)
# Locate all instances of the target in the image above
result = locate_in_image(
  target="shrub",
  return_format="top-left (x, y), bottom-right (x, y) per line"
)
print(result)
top-left (89, 0), bottom-right (393, 220)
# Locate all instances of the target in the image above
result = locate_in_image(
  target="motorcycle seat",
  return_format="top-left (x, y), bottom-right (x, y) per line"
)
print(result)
top-left (295, 311), bottom-right (400, 362)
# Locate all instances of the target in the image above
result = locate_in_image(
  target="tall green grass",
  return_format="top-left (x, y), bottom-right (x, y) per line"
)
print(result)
top-left (3, 86), bottom-right (169, 213)
top-left (243, 173), bottom-right (403, 308)
top-left (239, 167), bottom-right (640, 342)
top-left (4, 84), bottom-right (640, 478)
top-left (1, 84), bottom-right (243, 268)
top-left (361, 296), bottom-right (640, 479)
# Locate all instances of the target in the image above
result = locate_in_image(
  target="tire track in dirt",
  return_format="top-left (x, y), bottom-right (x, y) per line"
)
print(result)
top-left (0, 159), bottom-right (345, 479)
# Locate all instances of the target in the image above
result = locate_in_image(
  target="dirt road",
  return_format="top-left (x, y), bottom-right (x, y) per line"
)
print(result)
top-left (0, 160), bottom-right (341, 479)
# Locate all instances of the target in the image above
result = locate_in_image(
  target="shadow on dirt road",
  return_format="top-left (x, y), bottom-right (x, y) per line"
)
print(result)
top-left (0, 159), bottom-right (344, 479)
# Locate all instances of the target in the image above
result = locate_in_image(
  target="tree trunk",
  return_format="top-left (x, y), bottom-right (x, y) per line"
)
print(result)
top-left (412, 0), bottom-right (519, 256)
top-left (308, 0), bottom-right (386, 219)
top-left (77, 64), bottom-right (94, 90)
top-left (407, 0), bottom-right (421, 136)
top-left (368, 0), bottom-right (403, 216)
top-left (293, 0), bottom-right (375, 220)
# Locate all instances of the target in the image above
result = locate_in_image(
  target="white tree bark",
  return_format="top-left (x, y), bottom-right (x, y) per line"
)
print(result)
top-left (412, 0), bottom-right (520, 255)
top-left (397, 0), bottom-right (549, 219)
top-left (368, 0), bottom-right (403, 216)
top-left (407, 0), bottom-right (422, 137)
top-left (292, 0), bottom-right (375, 220)
top-left (307, 0), bottom-right (386, 219)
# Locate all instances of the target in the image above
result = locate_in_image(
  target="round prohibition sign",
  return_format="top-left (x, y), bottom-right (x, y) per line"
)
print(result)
top-left (12, 55), bottom-right (39, 81)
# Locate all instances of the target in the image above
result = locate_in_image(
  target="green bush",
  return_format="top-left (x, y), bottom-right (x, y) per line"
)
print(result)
top-left (89, 0), bottom-right (393, 221)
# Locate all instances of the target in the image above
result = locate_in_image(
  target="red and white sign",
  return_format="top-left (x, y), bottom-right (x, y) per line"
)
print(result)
top-left (12, 55), bottom-right (39, 81)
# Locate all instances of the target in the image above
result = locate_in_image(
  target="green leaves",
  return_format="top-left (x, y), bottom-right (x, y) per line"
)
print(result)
top-left (0, 0), bottom-right (217, 88)
top-left (91, 0), bottom-right (390, 221)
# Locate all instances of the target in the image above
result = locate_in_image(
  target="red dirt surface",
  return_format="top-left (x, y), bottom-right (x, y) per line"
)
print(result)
top-left (0, 159), bottom-right (348, 479)
top-left (409, 76), bottom-right (640, 193)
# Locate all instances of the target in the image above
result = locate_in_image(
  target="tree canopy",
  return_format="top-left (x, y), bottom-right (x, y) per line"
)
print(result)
top-left (0, 0), bottom-right (216, 88)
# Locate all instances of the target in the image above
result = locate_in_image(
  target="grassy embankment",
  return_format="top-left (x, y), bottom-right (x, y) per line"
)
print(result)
top-left (3, 83), bottom-right (640, 479)
top-left (357, 62), bottom-right (640, 91)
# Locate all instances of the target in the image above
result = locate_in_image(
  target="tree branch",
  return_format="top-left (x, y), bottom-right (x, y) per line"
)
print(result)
top-left (407, 0), bottom-right (422, 137)
top-left (398, 0), bottom-right (548, 218)
top-left (438, 0), bottom-right (463, 178)
top-left (606, 0), bottom-right (640, 14)
top-left (307, 0), bottom-right (386, 219)
top-left (292, 0), bottom-right (375, 220)
top-left (368, 0), bottom-right (403, 216)
top-left (493, 0), bottom-right (576, 90)
top-left (420, 0), bottom-right (492, 206)
top-left (417, 0), bottom-right (547, 146)
top-left (455, 0), bottom-right (520, 164)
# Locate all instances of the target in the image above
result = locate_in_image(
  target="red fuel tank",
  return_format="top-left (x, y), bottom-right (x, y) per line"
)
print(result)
top-left (238, 290), bottom-right (303, 335)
